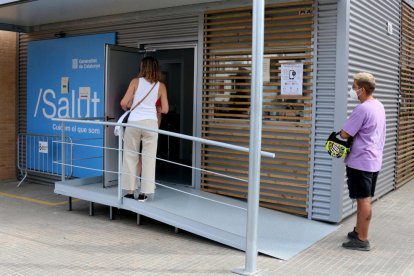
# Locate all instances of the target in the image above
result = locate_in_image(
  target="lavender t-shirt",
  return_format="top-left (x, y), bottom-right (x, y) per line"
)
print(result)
top-left (343, 99), bottom-right (386, 172)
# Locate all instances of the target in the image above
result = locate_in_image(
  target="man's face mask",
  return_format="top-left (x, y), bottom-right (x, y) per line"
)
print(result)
top-left (348, 87), bottom-right (362, 100)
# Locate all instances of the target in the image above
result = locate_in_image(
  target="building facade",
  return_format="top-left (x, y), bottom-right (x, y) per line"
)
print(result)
top-left (2, 0), bottom-right (414, 222)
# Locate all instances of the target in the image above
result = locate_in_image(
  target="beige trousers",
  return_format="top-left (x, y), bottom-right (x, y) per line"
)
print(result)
top-left (121, 120), bottom-right (158, 194)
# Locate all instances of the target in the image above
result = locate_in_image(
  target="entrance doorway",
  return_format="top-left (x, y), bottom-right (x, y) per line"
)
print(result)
top-left (104, 45), bottom-right (195, 187)
top-left (150, 48), bottom-right (195, 186)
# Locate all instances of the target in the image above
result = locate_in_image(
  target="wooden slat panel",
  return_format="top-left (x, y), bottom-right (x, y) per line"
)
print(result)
top-left (200, 177), bottom-right (308, 196)
top-left (204, 1), bottom-right (314, 14)
top-left (201, 3), bottom-right (314, 216)
top-left (201, 153), bottom-right (309, 167)
top-left (396, 2), bottom-right (414, 188)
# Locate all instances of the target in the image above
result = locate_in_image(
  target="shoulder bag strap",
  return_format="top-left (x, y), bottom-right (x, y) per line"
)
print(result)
top-left (130, 81), bottom-right (157, 112)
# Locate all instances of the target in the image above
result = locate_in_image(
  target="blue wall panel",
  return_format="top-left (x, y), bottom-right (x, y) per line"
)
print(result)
top-left (27, 33), bottom-right (116, 177)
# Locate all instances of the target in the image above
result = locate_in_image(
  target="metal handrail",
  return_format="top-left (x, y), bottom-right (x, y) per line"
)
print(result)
top-left (52, 117), bottom-right (275, 206)
top-left (52, 115), bottom-right (273, 275)
top-left (51, 118), bottom-right (275, 158)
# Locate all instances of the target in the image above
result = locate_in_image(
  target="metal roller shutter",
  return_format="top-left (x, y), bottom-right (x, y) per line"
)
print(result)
top-left (342, 0), bottom-right (400, 218)
top-left (310, 0), bottom-right (339, 221)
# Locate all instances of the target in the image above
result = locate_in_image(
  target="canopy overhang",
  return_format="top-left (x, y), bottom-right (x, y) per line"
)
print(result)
top-left (0, 0), bottom-right (224, 32)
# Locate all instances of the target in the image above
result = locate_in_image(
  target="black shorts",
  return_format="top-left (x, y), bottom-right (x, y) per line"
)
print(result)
top-left (346, 166), bottom-right (378, 199)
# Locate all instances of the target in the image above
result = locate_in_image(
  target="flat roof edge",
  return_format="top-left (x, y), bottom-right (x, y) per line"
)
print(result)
top-left (0, 22), bottom-right (31, 33)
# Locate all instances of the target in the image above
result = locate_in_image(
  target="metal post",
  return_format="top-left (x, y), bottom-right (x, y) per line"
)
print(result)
top-left (89, 202), bottom-right (95, 216)
top-left (118, 130), bottom-right (123, 206)
top-left (109, 206), bottom-right (115, 220)
top-left (233, 0), bottom-right (265, 275)
top-left (62, 124), bottom-right (71, 211)
top-left (61, 121), bottom-right (65, 181)
top-left (68, 197), bottom-right (72, 211)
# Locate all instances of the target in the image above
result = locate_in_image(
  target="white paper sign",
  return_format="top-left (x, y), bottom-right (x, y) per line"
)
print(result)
top-left (39, 141), bottom-right (48, 154)
top-left (79, 87), bottom-right (90, 100)
top-left (281, 63), bottom-right (303, 95)
top-left (61, 77), bottom-right (69, 94)
top-left (263, 58), bottom-right (270, 82)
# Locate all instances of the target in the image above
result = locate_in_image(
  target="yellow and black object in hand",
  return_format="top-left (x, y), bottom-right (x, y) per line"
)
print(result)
top-left (325, 131), bottom-right (353, 158)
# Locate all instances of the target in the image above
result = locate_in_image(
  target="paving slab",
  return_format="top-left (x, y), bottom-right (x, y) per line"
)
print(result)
top-left (1, 179), bottom-right (414, 275)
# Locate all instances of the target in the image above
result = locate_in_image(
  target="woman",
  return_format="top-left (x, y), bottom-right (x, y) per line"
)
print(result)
top-left (120, 56), bottom-right (168, 201)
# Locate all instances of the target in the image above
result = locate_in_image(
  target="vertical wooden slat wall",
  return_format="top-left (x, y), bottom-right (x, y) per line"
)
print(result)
top-left (201, 1), bottom-right (314, 216)
top-left (397, 2), bottom-right (414, 188)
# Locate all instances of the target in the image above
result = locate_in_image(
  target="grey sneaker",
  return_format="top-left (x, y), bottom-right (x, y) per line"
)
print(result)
top-left (347, 227), bottom-right (359, 240)
top-left (342, 238), bottom-right (370, 251)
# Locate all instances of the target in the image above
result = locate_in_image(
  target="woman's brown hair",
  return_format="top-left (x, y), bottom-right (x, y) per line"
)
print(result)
top-left (138, 56), bottom-right (161, 83)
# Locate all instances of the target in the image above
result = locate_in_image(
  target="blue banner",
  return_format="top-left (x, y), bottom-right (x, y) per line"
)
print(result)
top-left (27, 33), bottom-right (116, 177)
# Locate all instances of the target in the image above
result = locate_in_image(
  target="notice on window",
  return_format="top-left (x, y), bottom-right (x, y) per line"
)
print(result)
top-left (281, 63), bottom-right (303, 96)
top-left (263, 58), bottom-right (271, 82)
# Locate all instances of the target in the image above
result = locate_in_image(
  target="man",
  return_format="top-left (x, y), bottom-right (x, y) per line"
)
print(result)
top-left (339, 72), bottom-right (386, 251)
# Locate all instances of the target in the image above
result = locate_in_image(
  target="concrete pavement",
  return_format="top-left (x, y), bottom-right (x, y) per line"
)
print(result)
top-left (0, 179), bottom-right (413, 275)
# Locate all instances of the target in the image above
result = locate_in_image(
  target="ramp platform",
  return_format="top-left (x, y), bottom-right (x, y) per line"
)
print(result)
top-left (55, 177), bottom-right (338, 260)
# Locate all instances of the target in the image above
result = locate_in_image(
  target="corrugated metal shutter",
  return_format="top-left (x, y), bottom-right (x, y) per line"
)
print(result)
top-left (396, 1), bottom-right (414, 188)
top-left (17, 10), bottom-right (199, 184)
top-left (342, 0), bottom-right (400, 218)
top-left (310, 0), bottom-right (339, 221)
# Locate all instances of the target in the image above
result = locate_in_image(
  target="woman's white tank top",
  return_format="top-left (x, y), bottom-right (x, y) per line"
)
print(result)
top-left (128, 77), bottom-right (160, 122)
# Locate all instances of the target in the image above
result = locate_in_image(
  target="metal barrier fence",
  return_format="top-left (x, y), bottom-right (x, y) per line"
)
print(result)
top-left (17, 133), bottom-right (73, 187)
